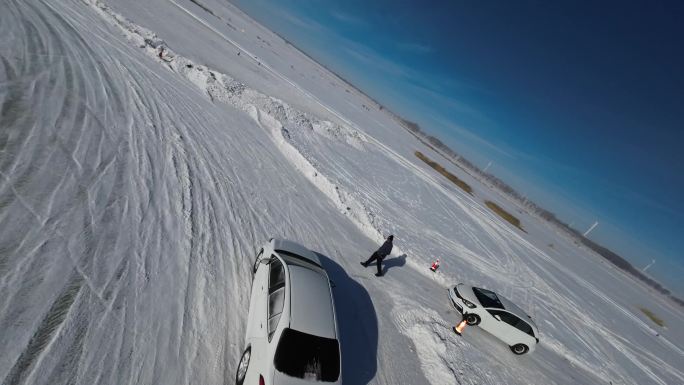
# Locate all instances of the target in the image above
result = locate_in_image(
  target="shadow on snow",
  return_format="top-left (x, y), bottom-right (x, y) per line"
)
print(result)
top-left (382, 254), bottom-right (406, 275)
top-left (315, 252), bottom-right (378, 385)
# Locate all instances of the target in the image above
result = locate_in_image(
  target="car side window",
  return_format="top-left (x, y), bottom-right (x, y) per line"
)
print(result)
top-left (269, 256), bottom-right (285, 291)
top-left (253, 248), bottom-right (265, 273)
top-left (488, 310), bottom-right (535, 337)
top-left (268, 257), bottom-right (286, 340)
top-left (488, 310), bottom-right (516, 324)
top-left (513, 317), bottom-right (534, 337)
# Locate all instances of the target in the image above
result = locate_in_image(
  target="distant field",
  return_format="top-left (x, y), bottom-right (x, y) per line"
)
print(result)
top-left (415, 151), bottom-right (473, 195)
top-left (485, 200), bottom-right (526, 232)
top-left (640, 307), bottom-right (666, 327)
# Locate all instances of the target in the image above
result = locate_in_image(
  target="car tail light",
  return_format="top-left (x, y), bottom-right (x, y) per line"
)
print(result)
top-left (259, 375), bottom-right (265, 385)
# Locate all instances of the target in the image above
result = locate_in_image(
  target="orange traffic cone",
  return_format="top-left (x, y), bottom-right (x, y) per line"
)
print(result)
top-left (430, 258), bottom-right (440, 272)
top-left (453, 319), bottom-right (467, 336)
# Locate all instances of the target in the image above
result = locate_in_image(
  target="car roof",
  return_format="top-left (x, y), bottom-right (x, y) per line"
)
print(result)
top-left (272, 239), bottom-right (323, 267)
top-left (287, 265), bottom-right (337, 339)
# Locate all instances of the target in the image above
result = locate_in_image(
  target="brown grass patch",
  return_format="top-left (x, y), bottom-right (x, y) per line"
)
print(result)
top-left (640, 307), bottom-right (665, 327)
top-left (415, 151), bottom-right (473, 195)
top-left (484, 200), bottom-right (525, 232)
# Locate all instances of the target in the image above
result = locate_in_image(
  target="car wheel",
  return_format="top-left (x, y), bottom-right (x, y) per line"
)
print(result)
top-left (510, 343), bottom-right (529, 355)
top-left (465, 313), bottom-right (481, 325)
top-left (235, 346), bottom-right (251, 385)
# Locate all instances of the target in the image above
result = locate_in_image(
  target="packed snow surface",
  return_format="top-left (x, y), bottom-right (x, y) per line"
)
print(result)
top-left (1, 0), bottom-right (683, 384)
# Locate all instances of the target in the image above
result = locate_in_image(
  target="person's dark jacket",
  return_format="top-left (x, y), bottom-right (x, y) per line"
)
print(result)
top-left (376, 238), bottom-right (393, 259)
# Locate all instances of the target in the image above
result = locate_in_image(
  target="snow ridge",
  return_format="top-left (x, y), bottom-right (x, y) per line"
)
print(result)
top-left (81, 0), bottom-right (397, 251)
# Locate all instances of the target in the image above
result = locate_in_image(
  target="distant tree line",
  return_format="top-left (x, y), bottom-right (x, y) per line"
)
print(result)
top-left (394, 115), bottom-right (684, 307)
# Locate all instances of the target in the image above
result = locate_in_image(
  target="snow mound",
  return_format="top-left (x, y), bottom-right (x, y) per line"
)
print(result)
top-left (83, 0), bottom-right (399, 253)
top-left (65, 2), bottom-right (684, 385)
top-left (392, 298), bottom-right (501, 385)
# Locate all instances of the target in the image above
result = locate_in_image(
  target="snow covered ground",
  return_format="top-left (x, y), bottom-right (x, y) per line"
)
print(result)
top-left (1, 0), bottom-right (682, 384)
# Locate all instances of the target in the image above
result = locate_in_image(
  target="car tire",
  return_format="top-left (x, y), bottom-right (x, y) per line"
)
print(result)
top-left (510, 343), bottom-right (529, 355)
top-left (235, 346), bottom-right (251, 385)
top-left (465, 313), bottom-right (481, 325)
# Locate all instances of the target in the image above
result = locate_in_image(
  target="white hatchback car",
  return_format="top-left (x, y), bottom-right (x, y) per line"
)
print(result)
top-left (236, 239), bottom-right (342, 385)
top-left (448, 283), bottom-right (539, 355)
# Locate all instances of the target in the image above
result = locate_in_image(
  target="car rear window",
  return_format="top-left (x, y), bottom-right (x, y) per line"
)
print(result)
top-left (274, 328), bottom-right (340, 382)
top-left (515, 320), bottom-right (535, 337)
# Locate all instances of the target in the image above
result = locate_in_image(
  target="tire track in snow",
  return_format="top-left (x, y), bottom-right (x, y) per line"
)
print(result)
top-left (151, 4), bottom-right (684, 384)
top-left (69, 3), bottom-right (637, 384)
top-left (5, 1), bottom-right (681, 384)
top-left (1, 272), bottom-right (84, 385)
top-left (79, 0), bottom-right (394, 253)
top-left (1, 1), bottom-right (277, 383)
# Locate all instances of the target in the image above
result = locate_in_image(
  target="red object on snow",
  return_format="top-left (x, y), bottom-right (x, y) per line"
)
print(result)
top-left (430, 258), bottom-right (440, 272)
top-left (453, 319), bottom-right (467, 335)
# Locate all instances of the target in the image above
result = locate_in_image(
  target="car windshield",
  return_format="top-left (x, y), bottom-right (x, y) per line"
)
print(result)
top-left (472, 287), bottom-right (504, 309)
top-left (274, 328), bottom-right (340, 382)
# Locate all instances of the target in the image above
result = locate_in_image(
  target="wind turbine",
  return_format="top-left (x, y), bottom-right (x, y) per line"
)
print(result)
top-left (583, 221), bottom-right (598, 237)
top-left (642, 259), bottom-right (656, 272)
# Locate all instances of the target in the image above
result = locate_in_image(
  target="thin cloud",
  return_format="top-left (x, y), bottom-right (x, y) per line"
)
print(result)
top-left (425, 114), bottom-right (516, 159)
top-left (277, 8), bottom-right (325, 32)
top-left (396, 41), bottom-right (433, 54)
top-left (341, 41), bottom-right (415, 79)
top-left (330, 10), bottom-right (368, 27)
top-left (406, 82), bottom-right (494, 125)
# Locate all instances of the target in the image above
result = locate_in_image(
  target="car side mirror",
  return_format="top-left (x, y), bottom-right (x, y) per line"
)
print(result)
top-left (494, 315), bottom-right (502, 321)
top-left (259, 258), bottom-right (271, 265)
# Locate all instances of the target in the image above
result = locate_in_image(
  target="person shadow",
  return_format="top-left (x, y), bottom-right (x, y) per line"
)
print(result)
top-left (382, 254), bottom-right (407, 275)
top-left (315, 252), bottom-right (378, 385)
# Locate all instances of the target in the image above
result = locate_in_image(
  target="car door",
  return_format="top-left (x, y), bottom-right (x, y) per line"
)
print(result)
top-left (267, 257), bottom-right (286, 342)
top-left (487, 310), bottom-right (526, 346)
top-left (507, 314), bottom-right (536, 342)
top-left (480, 309), bottom-right (509, 342)
top-left (247, 249), bottom-right (269, 340)
top-left (243, 251), bottom-right (270, 383)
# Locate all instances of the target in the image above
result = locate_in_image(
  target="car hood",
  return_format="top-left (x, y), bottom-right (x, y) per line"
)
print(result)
top-left (273, 370), bottom-right (341, 385)
top-left (456, 283), bottom-right (479, 306)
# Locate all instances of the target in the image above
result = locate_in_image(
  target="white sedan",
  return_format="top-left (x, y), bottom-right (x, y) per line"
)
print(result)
top-left (236, 239), bottom-right (342, 385)
top-left (448, 283), bottom-right (539, 355)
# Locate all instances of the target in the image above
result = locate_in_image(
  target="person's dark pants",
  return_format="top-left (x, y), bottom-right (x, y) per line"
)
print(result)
top-left (364, 252), bottom-right (383, 274)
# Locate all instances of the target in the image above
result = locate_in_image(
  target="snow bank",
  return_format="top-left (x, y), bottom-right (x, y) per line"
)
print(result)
top-left (82, 0), bottom-right (404, 254)
top-left (64, 2), bottom-right (684, 384)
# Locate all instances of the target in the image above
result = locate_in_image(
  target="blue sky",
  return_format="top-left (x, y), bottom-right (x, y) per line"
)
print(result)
top-left (231, 0), bottom-right (684, 295)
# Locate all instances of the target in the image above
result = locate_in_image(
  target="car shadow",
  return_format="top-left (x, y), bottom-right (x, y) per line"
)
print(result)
top-left (315, 252), bottom-right (378, 385)
top-left (382, 254), bottom-right (406, 275)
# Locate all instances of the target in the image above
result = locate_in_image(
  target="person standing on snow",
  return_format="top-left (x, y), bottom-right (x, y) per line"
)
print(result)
top-left (361, 235), bottom-right (394, 277)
